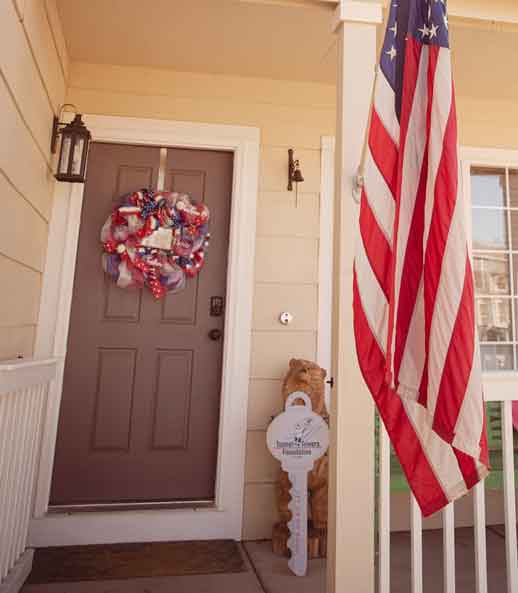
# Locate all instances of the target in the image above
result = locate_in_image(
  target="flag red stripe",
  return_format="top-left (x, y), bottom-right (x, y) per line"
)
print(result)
top-left (368, 110), bottom-right (399, 197)
top-left (353, 272), bottom-right (449, 516)
top-left (423, 95), bottom-right (458, 354)
top-left (360, 193), bottom-right (392, 299)
top-left (386, 39), bottom-right (423, 384)
top-left (433, 255), bottom-right (475, 443)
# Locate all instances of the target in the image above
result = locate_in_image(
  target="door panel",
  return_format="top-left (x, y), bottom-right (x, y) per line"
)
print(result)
top-left (50, 142), bottom-right (233, 505)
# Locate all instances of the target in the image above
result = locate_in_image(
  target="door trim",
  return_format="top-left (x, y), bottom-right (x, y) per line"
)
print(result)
top-left (30, 115), bottom-right (260, 546)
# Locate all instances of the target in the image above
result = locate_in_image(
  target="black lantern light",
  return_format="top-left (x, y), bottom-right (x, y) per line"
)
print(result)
top-left (51, 104), bottom-right (91, 183)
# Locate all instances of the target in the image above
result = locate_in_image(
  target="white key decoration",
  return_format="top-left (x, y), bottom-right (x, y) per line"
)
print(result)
top-left (267, 391), bottom-right (329, 576)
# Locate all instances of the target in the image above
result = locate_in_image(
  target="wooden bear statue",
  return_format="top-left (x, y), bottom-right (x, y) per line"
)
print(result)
top-left (272, 358), bottom-right (329, 559)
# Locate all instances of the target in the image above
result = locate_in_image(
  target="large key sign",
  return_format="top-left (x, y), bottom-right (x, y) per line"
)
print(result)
top-left (267, 392), bottom-right (329, 576)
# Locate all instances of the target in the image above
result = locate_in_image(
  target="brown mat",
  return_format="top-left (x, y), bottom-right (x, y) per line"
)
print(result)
top-left (28, 540), bottom-right (246, 583)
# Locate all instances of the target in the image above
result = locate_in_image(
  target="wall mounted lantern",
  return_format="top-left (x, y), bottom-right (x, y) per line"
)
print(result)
top-left (287, 148), bottom-right (304, 191)
top-left (51, 104), bottom-right (91, 183)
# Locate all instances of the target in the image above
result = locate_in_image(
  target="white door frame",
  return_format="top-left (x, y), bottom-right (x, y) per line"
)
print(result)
top-left (29, 114), bottom-right (260, 546)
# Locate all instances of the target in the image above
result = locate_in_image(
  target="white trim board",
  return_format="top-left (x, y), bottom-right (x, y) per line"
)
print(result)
top-left (318, 136), bottom-right (335, 410)
top-left (30, 114), bottom-right (260, 546)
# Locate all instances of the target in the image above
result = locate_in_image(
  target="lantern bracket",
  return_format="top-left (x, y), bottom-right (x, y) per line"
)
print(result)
top-left (50, 104), bottom-right (79, 154)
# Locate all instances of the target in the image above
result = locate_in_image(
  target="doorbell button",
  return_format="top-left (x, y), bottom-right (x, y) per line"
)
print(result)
top-left (279, 312), bottom-right (294, 326)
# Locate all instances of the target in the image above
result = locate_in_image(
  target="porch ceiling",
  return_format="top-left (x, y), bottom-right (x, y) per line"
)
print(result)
top-left (56, 0), bottom-right (337, 84)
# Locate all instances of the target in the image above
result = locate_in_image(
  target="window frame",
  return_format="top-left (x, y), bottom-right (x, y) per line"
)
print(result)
top-left (462, 146), bottom-right (518, 380)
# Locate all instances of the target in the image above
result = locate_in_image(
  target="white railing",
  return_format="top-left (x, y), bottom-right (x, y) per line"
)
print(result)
top-left (378, 377), bottom-right (518, 593)
top-left (0, 359), bottom-right (57, 593)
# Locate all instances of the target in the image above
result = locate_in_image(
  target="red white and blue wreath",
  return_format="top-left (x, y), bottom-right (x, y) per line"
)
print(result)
top-left (101, 189), bottom-right (210, 299)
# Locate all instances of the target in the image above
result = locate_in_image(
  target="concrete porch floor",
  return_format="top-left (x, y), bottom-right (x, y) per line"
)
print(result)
top-left (20, 529), bottom-right (508, 593)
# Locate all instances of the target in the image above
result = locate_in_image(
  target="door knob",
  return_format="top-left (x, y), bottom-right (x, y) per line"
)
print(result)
top-left (208, 329), bottom-right (222, 341)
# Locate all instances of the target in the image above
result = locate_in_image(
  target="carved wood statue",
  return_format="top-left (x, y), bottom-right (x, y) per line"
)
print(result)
top-left (272, 358), bottom-right (329, 559)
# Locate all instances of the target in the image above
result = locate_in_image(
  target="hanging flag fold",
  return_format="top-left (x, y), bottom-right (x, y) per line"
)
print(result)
top-left (353, 0), bottom-right (489, 517)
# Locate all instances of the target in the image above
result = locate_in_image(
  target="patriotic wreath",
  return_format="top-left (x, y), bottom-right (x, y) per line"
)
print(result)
top-left (101, 189), bottom-right (210, 299)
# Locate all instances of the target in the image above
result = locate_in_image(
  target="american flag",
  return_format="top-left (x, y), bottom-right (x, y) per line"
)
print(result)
top-left (353, 0), bottom-right (489, 516)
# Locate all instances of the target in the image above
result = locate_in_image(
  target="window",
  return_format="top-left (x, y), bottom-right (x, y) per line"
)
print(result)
top-left (472, 166), bottom-right (518, 371)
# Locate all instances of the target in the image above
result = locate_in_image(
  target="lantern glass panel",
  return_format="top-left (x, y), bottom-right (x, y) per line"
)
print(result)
top-left (59, 133), bottom-right (72, 175)
top-left (72, 137), bottom-right (85, 175)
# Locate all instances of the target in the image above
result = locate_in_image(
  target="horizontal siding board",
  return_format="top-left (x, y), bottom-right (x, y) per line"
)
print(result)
top-left (257, 192), bottom-right (320, 239)
top-left (242, 483), bottom-right (278, 540)
top-left (0, 172), bottom-right (48, 271)
top-left (23, 0), bottom-right (66, 112)
top-left (0, 255), bottom-right (41, 328)
top-left (69, 62), bottom-right (336, 110)
top-left (0, 325), bottom-right (35, 361)
top-left (0, 76), bottom-right (54, 220)
top-left (253, 283), bottom-right (318, 331)
top-left (66, 88), bottom-right (333, 149)
top-left (254, 237), bottom-right (318, 283)
top-left (247, 379), bottom-right (283, 430)
top-left (260, 147), bottom-right (321, 193)
top-left (0, 0), bottom-right (54, 161)
top-left (245, 430), bottom-right (279, 484)
top-left (250, 331), bottom-right (316, 379)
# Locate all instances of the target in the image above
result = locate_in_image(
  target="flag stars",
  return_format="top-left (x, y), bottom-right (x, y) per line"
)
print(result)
top-left (429, 23), bottom-right (439, 38)
top-left (386, 45), bottom-right (397, 60)
top-left (389, 21), bottom-right (397, 36)
top-left (418, 23), bottom-right (430, 38)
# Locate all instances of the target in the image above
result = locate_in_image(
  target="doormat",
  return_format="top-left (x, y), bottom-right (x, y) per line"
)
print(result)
top-left (28, 540), bottom-right (246, 583)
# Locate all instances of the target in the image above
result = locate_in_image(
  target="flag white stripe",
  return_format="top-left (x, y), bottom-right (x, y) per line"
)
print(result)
top-left (402, 397), bottom-right (468, 498)
top-left (364, 147), bottom-right (395, 244)
top-left (374, 69), bottom-right (401, 146)
top-left (391, 47), bottom-right (429, 381)
top-left (452, 338), bottom-right (484, 459)
top-left (397, 278), bottom-right (426, 400)
top-left (355, 235), bottom-right (389, 355)
top-left (427, 184), bottom-right (467, 419)
top-left (423, 48), bottom-right (453, 251)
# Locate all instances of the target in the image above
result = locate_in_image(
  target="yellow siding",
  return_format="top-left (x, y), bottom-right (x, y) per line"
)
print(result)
top-left (67, 62), bottom-right (335, 538)
top-left (0, 0), bottom-right (67, 360)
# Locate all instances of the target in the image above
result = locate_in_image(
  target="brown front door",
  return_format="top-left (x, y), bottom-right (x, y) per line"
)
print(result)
top-left (50, 142), bottom-right (233, 505)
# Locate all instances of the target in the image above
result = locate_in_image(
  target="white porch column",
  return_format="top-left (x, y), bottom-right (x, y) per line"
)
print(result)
top-left (327, 2), bottom-right (382, 593)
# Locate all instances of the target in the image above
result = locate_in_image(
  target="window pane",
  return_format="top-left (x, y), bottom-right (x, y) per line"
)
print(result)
top-left (510, 211), bottom-right (518, 251)
top-left (480, 345), bottom-right (514, 371)
top-left (471, 167), bottom-right (506, 207)
top-left (476, 298), bottom-right (512, 342)
top-left (472, 209), bottom-right (508, 251)
top-left (509, 170), bottom-right (518, 209)
top-left (473, 253), bottom-right (510, 295)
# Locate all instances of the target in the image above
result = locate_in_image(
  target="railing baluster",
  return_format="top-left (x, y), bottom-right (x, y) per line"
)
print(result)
top-left (501, 400), bottom-right (518, 593)
top-left (473, 479), bottom-right (488, 593)
top-left (9, 386), bottom-right (38, 566)
top-left (16, 385), bottom-right (46, 559)
top-left (0, 394), bottom-right (11, 578)
top-left (0, 390), bottom-right (24, 580)
top-left (410, 495), bottom-right (423, 593)
top-left (379, 424), bottom-right (391, 593)
top-left (0, 359), bottom-right (57, 588)
top-left (443, 503), bottom-right (456, 593)
top-left (7, 388), bottom-right (33, 570)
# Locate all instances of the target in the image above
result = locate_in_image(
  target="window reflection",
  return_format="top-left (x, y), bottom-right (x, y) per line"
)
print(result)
top-left (473, 254), bottom-right (510, 295)
top-left (476, 298), bottom-right (512, 342)
top-left (471, 168), bottom-right (506, 208)
top-left (480, 345), bottom-right (513, 371)
top-left (472, 209), bottom-right (508, 251)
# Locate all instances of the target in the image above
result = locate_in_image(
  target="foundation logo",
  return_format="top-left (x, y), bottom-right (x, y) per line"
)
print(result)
top-left (267, 392), bottom-right (329, 467)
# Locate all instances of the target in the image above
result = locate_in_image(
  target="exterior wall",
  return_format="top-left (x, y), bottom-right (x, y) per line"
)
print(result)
top-left (0, 0), bottom-right (68, 360)
top-left (66, 62), bottom-right (336, 539)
